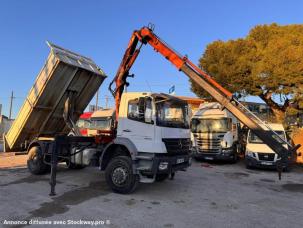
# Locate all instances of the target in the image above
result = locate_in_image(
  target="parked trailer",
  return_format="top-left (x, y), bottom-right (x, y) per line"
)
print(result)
top-left (4, 42), bottom-right (106, 152)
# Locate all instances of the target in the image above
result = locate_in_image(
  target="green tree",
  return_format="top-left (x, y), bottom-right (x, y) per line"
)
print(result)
top-left (190, 23), bottom-right (303, 122)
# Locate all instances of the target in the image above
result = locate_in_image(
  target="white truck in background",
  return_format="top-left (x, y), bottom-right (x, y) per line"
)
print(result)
top-left (87, 108), bottom-right (115, 137)
top-left (191, 102), bottom-right (241, 162)
top-left (245, 123), bottom-right (290, 169)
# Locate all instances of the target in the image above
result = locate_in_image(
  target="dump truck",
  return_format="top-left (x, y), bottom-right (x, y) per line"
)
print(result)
top-left (4, 42), bottom-right (106, 152)
top-left (7, 42), bottom-right (192, 194)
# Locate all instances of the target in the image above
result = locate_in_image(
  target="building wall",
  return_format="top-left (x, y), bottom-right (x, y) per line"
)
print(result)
top-left (0, 115), bottom-right (13, 139)
top-left (175, 96), bottom-right (206, 117)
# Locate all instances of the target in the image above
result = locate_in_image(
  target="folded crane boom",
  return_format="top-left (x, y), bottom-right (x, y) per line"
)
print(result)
top-left (110, 26), bottom-right (300, 177)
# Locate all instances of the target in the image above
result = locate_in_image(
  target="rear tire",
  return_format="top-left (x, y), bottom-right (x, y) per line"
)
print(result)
top-left (27, 146), bottom-right (50, 175)
top-left (105, 156), bottom-right (139, 194)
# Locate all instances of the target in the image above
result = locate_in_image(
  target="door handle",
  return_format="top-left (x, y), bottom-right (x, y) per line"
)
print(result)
top-left (123, 129), bottom-right (131, 132)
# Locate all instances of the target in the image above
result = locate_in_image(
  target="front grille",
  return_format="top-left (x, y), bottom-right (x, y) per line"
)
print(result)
top-left (258, 153), bottom-right (275, 161)
top-left (194, 134), bottom-right (221, 154)
top-left (162, 138), bottom-right (191, 155)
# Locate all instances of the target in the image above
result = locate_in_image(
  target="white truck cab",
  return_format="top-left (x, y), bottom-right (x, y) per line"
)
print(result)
top-left (117, 92), bottom-right (190, 153)
top-left (245, 123), bottom-right (288, 169)
top-left (191, 102), bottom-right (240, 162)
top-left (96, 92), bottom-right (192, 192)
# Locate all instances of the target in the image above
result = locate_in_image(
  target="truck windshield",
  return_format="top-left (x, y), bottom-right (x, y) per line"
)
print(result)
top-left (90, 117), bottom-right (112, 130)
top-left (248, 131), bottom-right (286, 144)
top-left (156, 101), bottom-right (189, 129)
top-left (191, 118), bottom-right (231, 133)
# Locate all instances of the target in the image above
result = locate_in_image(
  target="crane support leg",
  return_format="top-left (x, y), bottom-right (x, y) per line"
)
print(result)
top-left (49, 136), bottom-right (60, 196)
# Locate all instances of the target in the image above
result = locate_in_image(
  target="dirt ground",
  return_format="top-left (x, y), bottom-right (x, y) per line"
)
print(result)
top-left (0, 152), bottom-right (27, 168)
top-left (0, 153), bottom-right (303, 228)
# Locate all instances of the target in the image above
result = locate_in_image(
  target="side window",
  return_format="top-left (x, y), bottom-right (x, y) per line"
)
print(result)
top-left (144, 97), bottom-right (153, 123)
top-left (128, 99), bottom-right (140, 120)
top-left (127, 97), bottom-right (153, 123)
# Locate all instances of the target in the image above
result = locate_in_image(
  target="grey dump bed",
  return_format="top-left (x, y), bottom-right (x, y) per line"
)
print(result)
top-left (4, 42), bottom-right (106, 151)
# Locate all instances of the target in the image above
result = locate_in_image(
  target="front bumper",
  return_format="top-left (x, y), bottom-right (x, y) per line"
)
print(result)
top-left (193, 148), bottom-right (235, 161)
top-left (245, 156), bottom-right (277, 169)
top-left (141, 154), bottom-right (191, 175)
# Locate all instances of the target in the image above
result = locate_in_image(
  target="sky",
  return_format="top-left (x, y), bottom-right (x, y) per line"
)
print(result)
top-left (0, 0), bottom-right (302, 118)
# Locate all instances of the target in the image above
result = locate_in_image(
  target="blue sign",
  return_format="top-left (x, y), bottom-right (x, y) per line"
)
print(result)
top-left (169, 85), bottom-right (175, 94)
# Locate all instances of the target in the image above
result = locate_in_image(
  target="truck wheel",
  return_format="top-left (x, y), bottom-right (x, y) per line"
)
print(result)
top-left (156, 174), bottom-right (169, 182)
top-left (27, 146), bottom-right (50, 175)
top-left (105, 156), bottom-right (139, 194)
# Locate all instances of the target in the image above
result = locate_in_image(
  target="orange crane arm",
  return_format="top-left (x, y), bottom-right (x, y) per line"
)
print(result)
top-left (109, 26), bottom-right (232, 122)
top-left (109, 26), bottom-right (300, 176)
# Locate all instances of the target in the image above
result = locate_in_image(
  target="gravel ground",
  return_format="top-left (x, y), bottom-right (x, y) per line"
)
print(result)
top-left (0, 155), bottom-right (303, 228)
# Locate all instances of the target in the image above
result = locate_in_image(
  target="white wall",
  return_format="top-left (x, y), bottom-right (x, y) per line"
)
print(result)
top-left (0, 115), bottom-right (13, 138)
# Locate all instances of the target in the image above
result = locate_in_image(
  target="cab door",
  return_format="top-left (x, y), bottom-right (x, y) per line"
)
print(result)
top-left (119, 96), bottom-right (155, 153)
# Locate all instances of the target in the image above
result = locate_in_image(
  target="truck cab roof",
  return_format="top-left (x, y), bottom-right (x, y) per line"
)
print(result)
top-left (193, 102), bottom-right (232, 119)
top-left (91, 109), bottom-right (115, 118)
top-left (122, 92), bottom-right (186, 104)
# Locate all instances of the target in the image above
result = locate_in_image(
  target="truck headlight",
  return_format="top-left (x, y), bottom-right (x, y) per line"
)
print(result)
top-left (159, 162), bottom-right (169, 170)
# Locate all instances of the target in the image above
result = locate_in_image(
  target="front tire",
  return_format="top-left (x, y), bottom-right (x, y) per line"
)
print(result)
top-left (27, 146), bottom-right (50, 175)
top-left (105, 156), bottom-right (139, 194)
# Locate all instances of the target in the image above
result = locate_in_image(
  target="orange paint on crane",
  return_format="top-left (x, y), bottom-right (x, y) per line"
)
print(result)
top-left (292, 129), bottom-right (303, 164)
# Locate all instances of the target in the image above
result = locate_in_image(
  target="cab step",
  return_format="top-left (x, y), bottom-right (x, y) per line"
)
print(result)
top-left (138, 173), bottom-right (155, 183)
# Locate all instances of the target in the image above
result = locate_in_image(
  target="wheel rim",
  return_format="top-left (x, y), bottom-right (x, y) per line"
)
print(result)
top-left (32, 155), bottom-right (38, 163)
top-left (112, 166), bottom-right (128, 186)
top-left (29, 149), bottom-right (39, 164)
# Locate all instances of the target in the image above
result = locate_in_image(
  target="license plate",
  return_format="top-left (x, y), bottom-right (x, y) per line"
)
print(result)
top-left (204, 156), bottom-right (214, 160)
top-left (176, 158), bottom-right (185, 164)
top-left (261, 161), bottom-right (272, 165)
